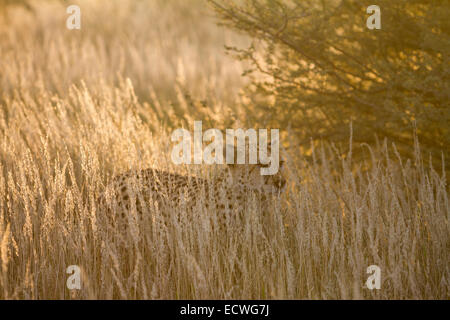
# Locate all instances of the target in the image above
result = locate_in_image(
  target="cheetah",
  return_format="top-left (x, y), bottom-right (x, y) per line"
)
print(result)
top-left (97, 159), bottom-right (286, 240)
top-left (94, 158), bottom-right (286, 283)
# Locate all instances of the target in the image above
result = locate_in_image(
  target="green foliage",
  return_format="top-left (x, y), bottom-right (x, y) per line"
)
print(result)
top-left (210, 0), bottom-right (449, 168)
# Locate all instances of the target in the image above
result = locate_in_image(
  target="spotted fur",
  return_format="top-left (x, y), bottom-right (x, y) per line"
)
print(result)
top-left (98, 162), bottom-right (286, 236)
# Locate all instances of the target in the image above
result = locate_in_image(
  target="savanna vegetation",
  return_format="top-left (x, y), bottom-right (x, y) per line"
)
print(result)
top-left (0, 0), bottom-right (448, 299)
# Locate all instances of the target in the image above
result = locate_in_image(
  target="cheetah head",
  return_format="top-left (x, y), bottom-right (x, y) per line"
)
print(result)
top-left (216, 141), bottom-right (286, 193)
top-left (225, 160), bottom-right (286, 194)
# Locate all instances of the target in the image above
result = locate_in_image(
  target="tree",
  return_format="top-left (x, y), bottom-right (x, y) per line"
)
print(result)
top-left (209, 0), bottom-right (449, 169)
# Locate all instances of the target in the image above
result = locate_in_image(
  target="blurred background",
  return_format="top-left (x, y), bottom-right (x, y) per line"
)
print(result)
top-left (0, 0), bottom-right (448, 300)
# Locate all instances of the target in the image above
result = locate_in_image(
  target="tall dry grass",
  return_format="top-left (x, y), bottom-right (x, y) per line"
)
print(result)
top-left (0, 0), bottom-right (448, 299)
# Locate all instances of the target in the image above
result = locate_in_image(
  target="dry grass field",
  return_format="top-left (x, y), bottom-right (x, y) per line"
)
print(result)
top-left (0, 0), bottom-right (448, 299)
